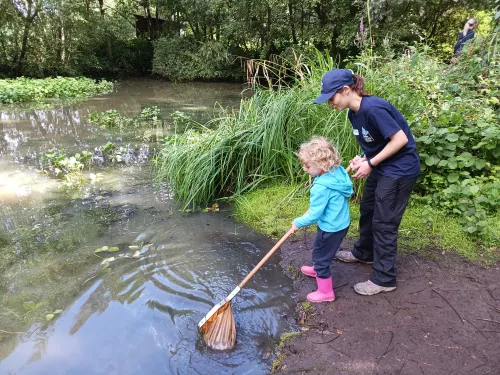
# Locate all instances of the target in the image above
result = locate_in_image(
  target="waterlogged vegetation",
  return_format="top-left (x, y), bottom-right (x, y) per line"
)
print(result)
top-left (37, 106), bottom-right (168, 193)
top-left (0, 77), bottom-right (114, 104)
top-left (38, 142), bottom-right (143, 193)
top-left (88, 106), bottom-right (161, 129)
top-left (155, 36), bottom-right (500, 250)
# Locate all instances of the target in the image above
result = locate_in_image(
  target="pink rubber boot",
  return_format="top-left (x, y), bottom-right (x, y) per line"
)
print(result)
top-left (300, 265), bottom-right (317, 277)
top-left (307, 277), bottom-right (335, 303)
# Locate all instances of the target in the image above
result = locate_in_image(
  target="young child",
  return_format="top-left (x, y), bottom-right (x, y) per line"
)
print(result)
top-left (291, 136), bottom-right (353, 303)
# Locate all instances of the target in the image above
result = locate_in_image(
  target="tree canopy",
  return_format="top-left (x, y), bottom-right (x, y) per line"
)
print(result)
top-left (0, 0), bottom-right (495, 79)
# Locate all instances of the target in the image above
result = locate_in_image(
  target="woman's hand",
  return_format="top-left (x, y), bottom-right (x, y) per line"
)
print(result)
top-left (349, 155), bottom-right (366, 171)
top-left (352, 161), bottom-right (372, 179)
top-left (291, 222), bottom-right (300, 233)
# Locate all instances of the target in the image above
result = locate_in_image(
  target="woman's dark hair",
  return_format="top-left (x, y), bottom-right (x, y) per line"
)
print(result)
top-left (350, 74), bottom-right (371, 96)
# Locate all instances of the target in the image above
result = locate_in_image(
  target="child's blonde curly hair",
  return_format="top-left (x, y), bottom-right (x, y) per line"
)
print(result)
top-left (297, 136), bottom-right (341, 172)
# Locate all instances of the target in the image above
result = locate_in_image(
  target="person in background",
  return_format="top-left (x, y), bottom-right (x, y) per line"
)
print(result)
top-left (453, 18), bottom-right (478, 58)
top-left (313, 69), bottom-right (420, 296)
top-left (291, 136), bottom-right (353, 303)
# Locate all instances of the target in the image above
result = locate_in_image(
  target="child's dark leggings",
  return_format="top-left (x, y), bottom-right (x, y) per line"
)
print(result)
top-left (352, 169), bottom-right (417, 287)
top-left (313, 227), bottom-right (349, 278)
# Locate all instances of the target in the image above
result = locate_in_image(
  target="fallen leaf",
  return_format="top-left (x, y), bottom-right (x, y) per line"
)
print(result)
top-left (108, 246), bottom-right (120, 252)
top-left (46, 313), bottom-right (55, 322)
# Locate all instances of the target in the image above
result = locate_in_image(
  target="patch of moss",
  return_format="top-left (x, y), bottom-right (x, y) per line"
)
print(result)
top-left (285, 265), bottom-right (300, 279)
top-left (296, 301), bottom-right (315, 326)
top-left (299, 301), bottom-right (314, 314)
top-left (271, 331), bottom-right (301, 373)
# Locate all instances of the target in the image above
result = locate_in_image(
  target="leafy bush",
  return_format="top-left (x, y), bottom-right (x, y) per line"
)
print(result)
top-left (350, 36), bottom-right (499, 241)
top-left (152, 36), bottom-right (242, 81)
top-left (78, 37), bottom-right (154, 78)
top-left (0, 77), bottom-right (114, 103)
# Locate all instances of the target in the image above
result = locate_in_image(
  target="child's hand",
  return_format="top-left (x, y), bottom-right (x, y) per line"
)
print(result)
top-left (352, 160), bottom-right (372, 179)
top-left (349, 155), bottom-right (366, 171)
top-left (291, 222), bottom-right (300, 233)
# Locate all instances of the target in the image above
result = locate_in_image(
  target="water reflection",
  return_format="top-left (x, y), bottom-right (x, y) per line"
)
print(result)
top-left (0, 194), bottom-right (294, 374)
top-left (0, 81), bottom-right (294, 374)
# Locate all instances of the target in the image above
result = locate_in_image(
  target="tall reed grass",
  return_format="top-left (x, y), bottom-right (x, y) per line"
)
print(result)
top-left (153, 53), bottom-right (362, 208)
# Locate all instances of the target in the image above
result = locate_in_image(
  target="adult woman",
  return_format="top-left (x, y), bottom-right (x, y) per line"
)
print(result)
top-left (313, 69), bottom-right (420, 296)
top-left (453, 18), bottom-right (478, 57)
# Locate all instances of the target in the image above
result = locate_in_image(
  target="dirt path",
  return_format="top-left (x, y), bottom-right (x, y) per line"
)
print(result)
top-left (274, 235), bottom-right (500, 375)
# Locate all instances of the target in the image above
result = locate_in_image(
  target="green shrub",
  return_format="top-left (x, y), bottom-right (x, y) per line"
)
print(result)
top-left (152, 36), bottom-right (242, 81)
top-left (353, 38), bottom-right (499, 240)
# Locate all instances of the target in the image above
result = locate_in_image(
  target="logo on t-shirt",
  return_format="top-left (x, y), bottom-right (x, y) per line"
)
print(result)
top-left (362, 127), bottom-right (374, 142)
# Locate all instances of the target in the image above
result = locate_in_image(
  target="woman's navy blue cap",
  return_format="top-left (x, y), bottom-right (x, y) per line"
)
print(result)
top-left (313, 69), bottom-right (355, 104)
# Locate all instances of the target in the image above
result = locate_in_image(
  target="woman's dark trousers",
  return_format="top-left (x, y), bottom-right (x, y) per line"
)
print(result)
top-left (351, 170), bottom-right (417, 287)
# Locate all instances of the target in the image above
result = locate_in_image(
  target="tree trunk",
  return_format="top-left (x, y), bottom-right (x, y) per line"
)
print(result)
top-left (215, 11), bottom-right (221, 41)
top-left (331, 25), bottom-right (341, 61)
top-left (98, 0), bottom-right (105, 16)
top-left (16, 0), bottom-right (39, 75)
top-left (301, 3), bottom-right (304, 42)
top-left (146, 6), bottom-right (153, 39)
top-left (60, 20), bottom-right (66, 64)
top-left (155, 7), bottom-right (159, 38)
top-left (98, 0), bottom-right (113, 63)
top-left (267, 5), bottom-right (271, 43)
top-left (288, 1), bottom-right (298, 44)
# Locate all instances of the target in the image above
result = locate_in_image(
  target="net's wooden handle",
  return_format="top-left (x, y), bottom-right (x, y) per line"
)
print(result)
top-left (238, 229), bottom-right (294, 289)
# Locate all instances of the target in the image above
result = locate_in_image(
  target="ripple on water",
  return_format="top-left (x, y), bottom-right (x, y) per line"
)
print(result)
top-left (0, 81), bottom-right (293, 374)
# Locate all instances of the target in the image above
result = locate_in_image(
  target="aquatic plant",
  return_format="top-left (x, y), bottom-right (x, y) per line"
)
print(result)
top-left (0, 77), bottom-right (114, 104)
top-left (88, 106), bottom-right (166, 142)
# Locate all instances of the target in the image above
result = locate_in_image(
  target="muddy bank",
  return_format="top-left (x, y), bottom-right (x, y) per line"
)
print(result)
top-left (274, 234), bottom-right (500, 375)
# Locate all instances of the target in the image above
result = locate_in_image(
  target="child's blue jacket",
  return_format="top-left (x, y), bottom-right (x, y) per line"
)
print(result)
top-left (293, 166), bottom-right (353, 232)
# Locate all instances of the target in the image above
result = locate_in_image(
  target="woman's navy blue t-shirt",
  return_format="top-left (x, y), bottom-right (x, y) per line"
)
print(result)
top-left (347, 96), bottom-right (420, 178)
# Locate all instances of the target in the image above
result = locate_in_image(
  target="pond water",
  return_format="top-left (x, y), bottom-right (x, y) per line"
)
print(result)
top-left (0, 81), bottom-right (295, 374)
